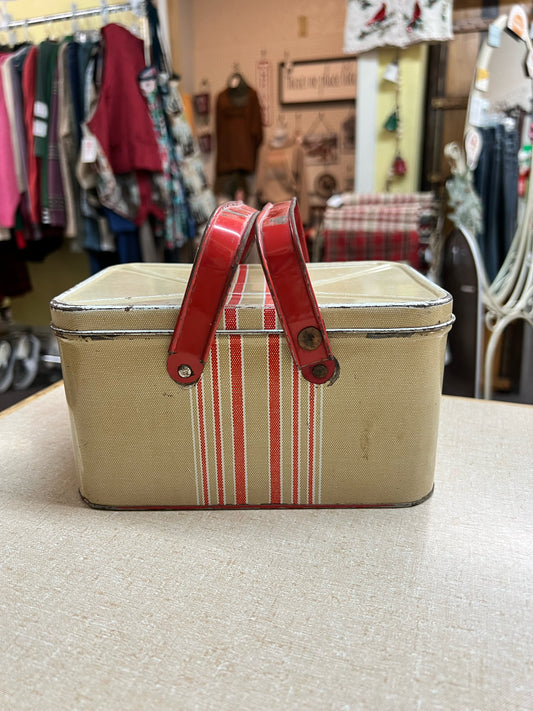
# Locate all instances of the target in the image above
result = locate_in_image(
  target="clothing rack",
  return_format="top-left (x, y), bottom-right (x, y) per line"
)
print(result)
top-left (1, 1), bottom-right (145, 30)
top-left (1, 2), bottom-right (151, 67)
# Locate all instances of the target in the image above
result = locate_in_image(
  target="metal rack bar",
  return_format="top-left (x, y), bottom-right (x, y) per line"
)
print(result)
top-left (2, 2), bottom-right (142, 30)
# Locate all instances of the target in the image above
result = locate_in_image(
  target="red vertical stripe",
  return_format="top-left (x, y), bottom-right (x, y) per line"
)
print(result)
top-left (308, 384), bottom-right (315, 505)
top-left (196, 379), bottom-right (209, 506)
top-left (267, 335), bottom-right (281, 503)
top-left (225, 265), bottom-right (248, 326)
top-left (230, 335), bottom-right (246, 504)
top-left (210, 341), bottom-right (224, 505)
top-left (292, 364), bottom-right (300, 504)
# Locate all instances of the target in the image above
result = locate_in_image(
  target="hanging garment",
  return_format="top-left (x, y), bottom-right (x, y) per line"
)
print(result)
top-left (87, 24), bottom-right (162, 175)
top-left (76, 42), bottom-right (113, 253)
top-left (215, 82), bottom-right (263, 176)
top-left (474, 121), bottom-right (519, 282)
top-left (1, 48), bottom-right (29, 195)
top-left (66, 39), bottom-right (95, 146)
top-left (138, 66), bottom-right (190, 248)
top-left (0, 55), bottom-right (21, 229)
top-left (343, 0), bottom-right (454, 54)
top-left (47, 65), bottom-right (66, 228)
top-left (77, 120), bottom-right (167, 229)
top-left (22, 46), bottom-right (41, 226)
top-left (34, 40), bottom-right (60, 224)
top-left (163, 77), bottom-right (216, 228)
top-left (57, 41), bottom-right (83, 239)
top-left (77, 47), bottom-right (165, 233)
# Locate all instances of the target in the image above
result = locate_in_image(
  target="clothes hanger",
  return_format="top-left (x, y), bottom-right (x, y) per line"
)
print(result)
top-left (227, 63), bottom-right (247, 90)
top-left (70, 3), bottom-right (79, 37)
top-left (23, 19), bottom-right (30, 44)
top-left (0, 3), bottom-right (16, 48)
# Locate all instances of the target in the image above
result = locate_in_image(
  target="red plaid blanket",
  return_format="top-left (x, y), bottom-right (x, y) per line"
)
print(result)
top-left (333, 192), bottom-right (435, 208)
top-left (320, 193), bottom-right (436, 269)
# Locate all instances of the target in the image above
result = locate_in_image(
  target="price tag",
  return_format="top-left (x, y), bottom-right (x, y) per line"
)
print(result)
top-left (33, 119), bottom-right (47, 138)
top-left (34, 101), bottom-right (48, 119)
top-left (81, 135), bottom-right (97, 163)
top-left (465, 128), bottom-right (483, 171)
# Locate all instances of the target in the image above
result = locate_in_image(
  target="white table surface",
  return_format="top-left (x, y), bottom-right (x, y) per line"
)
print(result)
top-left (1, 383), bottom-right (532, 711)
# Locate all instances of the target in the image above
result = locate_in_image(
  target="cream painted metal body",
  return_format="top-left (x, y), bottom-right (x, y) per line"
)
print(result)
top-left (50, 261), bottom-right (453, 509)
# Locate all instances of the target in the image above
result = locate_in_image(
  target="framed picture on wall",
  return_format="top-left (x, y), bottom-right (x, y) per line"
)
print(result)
top-left (279, 58), bottom-right (357, 106)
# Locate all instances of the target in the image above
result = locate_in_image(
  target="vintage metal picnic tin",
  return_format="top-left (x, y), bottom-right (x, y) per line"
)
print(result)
top-left (51, 260), bottom-right (453, 509)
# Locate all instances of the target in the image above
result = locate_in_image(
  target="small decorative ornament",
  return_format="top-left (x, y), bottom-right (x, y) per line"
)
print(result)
top-left (393, 154), bottom-right (407, 176)
top-left (198, 133), bottom-right (212, 154)
top-left (465, 128), bottom-right (483, 171)
top-left (384, 110), bottom-right (399, 132)
top-left (193, 92), bottom-right (210, 116)
top-left (383, 60), bottom-right (399, 83)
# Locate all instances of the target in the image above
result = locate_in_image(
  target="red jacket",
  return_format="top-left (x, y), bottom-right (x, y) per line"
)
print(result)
top-left (88, 24), bottom-right (161, 175)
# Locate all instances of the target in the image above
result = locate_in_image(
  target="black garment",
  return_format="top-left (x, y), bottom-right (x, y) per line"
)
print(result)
top-left (474, 122), bottom-right (519, 282)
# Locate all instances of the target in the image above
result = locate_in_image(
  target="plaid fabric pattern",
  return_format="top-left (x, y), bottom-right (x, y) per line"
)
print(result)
top-left (321, 193), bottom-right (437, 269)
top-left (332, 192), bottom-right (434, 207)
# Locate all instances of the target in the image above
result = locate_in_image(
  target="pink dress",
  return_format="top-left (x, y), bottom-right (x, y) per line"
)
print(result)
top-left (0, 54), bottom-right (21, 228)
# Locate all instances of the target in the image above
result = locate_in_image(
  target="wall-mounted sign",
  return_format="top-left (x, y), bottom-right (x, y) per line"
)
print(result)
top-left (279, 58), bottom-right (357, 105)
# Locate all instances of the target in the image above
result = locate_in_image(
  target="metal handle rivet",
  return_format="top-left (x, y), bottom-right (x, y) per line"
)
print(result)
top-left (178, 364), bottom-right (193, 378)
top-left (298, 326), bottom-right (323, 351)
top-left (312, 364), bottom-right (328, 379)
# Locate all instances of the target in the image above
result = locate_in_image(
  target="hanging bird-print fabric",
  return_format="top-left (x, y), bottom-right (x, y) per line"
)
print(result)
top-left (344, 1), bottom-right (454, 54)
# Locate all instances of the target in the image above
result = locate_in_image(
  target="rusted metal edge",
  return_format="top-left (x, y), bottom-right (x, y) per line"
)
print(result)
top-left (51, 315), bottom-right (455, 339)
top-left (50, 292), bottom-right (453, 313)
top-left (80, 485), bottom-right (435, 510)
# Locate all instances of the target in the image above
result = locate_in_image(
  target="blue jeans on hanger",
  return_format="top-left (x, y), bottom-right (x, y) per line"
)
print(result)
top-left (474, 122), bottom-right (519, 282)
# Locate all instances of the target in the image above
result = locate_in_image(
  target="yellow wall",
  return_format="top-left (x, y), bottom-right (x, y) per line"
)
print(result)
top-left (6, 1), bottom-right (139, 40)
top-left (375, 44), bottom-right (428, 193)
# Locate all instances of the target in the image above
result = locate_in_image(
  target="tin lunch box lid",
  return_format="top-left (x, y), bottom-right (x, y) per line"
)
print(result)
top-left (50, 262), bottom-right (453, 335)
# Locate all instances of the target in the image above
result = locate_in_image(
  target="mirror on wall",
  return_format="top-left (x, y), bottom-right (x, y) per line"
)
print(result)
top-left (444, 10), bottom-right (533, 401)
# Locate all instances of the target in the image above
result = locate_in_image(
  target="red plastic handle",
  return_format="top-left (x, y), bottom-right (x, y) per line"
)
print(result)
top-left (167, 202), bottom-right (258, 385)
top-left (256, 199), bottom-right (339, 386)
